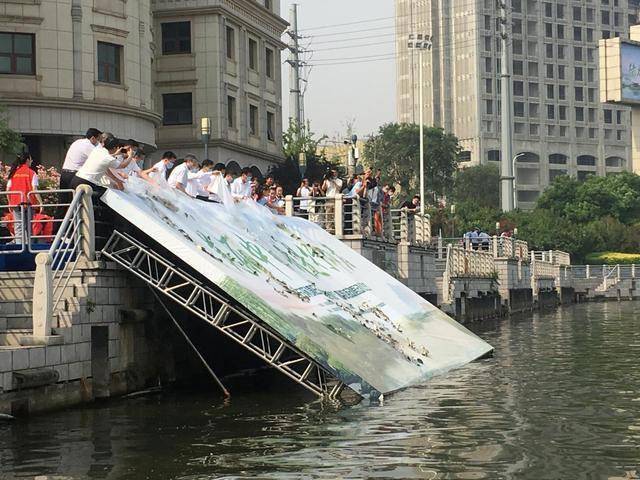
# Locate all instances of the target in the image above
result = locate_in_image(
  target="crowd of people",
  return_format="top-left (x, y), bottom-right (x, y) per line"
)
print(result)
top-left (3, 127), bottom-right (433, 243)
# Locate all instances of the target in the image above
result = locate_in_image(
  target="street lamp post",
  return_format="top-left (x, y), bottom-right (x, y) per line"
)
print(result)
top-left (201, 117), bottom-right (211, 160)
top-left (512, 153), bottom-right (526, 209)
top-left (408, 34), bottom-right (432, 216)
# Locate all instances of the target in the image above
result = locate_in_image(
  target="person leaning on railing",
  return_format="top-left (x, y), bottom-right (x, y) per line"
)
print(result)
top-left (5, 152), bottom-right (43, 245)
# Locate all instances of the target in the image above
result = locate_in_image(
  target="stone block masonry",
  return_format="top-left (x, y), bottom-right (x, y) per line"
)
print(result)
top-left (0, 263), bottom-right (190, 416)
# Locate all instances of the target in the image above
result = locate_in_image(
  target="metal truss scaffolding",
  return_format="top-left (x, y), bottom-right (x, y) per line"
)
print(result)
top-left (101, 230), bottom-right (352, 400)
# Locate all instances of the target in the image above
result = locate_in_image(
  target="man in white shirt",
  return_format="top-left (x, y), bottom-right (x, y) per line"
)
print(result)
top-left (186, 159), bottom-right (214, 199)
top-left (116, 148), bottom-right (144, 181)
top-left (71, 134), bottom-right (130, 192)
top-left (230, 167), bottom-right (252, 201)
top-left (297, 178), bottom-right (312, 216)
top-left (140, 151), bottom-right (177, 184)
top-left (167, 154), bottom-right (200, 193)
top-left (60, 128), bottom-right (102, 190)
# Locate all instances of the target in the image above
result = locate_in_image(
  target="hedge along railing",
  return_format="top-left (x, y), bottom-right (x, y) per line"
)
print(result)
top-left (31, 185), bottom-right (95, 344)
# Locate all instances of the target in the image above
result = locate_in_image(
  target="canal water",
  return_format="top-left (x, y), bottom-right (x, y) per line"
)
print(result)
top-left (1, 302), bottom-right (640, 479)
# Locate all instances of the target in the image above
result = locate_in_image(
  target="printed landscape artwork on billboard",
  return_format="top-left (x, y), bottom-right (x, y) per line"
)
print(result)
top-left (622, 42), bottom-right (640, 103)
top-left (102, 178), bottom-right (493, 395)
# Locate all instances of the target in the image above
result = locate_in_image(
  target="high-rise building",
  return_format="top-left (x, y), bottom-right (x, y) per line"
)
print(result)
top-left (396, 0), bottom-right (637, 209)
top-left (0, 0), bottom-right (287, 174)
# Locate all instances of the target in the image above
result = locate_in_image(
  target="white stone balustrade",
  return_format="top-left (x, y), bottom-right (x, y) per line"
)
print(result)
top-left (446, 245), bottom-right (496, 279)
top-left (285, 196), bottom-right (430, 246)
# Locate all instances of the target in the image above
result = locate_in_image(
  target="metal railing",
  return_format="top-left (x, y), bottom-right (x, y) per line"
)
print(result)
top-left (27, 189), bottom-right (74, 252)
top-left (572, 264), bottom-right (639, 280)
top-left (30, 185), bottom-right (94, 341)
top-left (48, 188), bottom-right (84, 311)
top-left (0, 189), bottom-right (75, 255)
top-left (0, 191), bottom-right (25, 252)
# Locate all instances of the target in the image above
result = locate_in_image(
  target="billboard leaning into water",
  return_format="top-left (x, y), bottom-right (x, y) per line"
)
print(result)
top-left (102, 179), bottom-right (493, 395)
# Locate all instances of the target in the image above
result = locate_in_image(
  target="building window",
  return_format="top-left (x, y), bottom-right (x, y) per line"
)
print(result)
top-left (0, 32), bottom-right (35, 75)
top-left (249, 104), bottom-right (259, 136)
top-left (604, 109), bottom-right (613, 123)
top-left (161, 21), bottom-right (191, 55)
top-left (162, 93), bottom-right (192, 126)
top-left (227, 95), bottom-right (236, 129)
top-left (265, 47), bottom-right (274, 79)
top-left (97, 42), bottom-right (122, 84)
top-left (264, 0), bottom-right (272, 10)
top-left (577, 155), bottom-right (596, 166)
top-left (226, 26), bottom-right (236, 60)
top-left (248, 38), bottom-right (258, 71)
top-left (267, 111), bottom-right (275, 141)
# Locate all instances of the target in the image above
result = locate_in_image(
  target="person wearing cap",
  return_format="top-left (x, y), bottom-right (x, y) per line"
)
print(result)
top-left (167, 154), bottom-right (199, 193)
top-left (70, 133), bottom-right (130, 192)
top-left (60, 128), bottom-right (102, 191)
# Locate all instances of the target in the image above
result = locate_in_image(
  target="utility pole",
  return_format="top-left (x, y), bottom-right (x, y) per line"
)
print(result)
top-left (499, 0), bottom-right (515, 212)
top-left (288, 4), bottom-right (303, 134)
top-left (287, 4), bottom-right (306, 175)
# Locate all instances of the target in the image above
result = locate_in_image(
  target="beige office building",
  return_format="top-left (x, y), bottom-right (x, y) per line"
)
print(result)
top-left (396, 0), bottom-right (636, 209)
top-left (0, 0), bottom-right (286, 174)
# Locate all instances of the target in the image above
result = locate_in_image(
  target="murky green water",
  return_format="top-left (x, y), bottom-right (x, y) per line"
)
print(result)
top-left (2, 302), bottom-right (640, 479)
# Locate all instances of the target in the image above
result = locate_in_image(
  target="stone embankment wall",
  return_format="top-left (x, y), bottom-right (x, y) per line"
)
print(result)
top-left (0, 264), bottom-right (191, 416)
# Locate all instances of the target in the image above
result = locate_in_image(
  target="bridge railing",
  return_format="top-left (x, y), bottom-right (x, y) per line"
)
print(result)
top-left (285, 195), bottom-right (430, 246)
top-left (530, 251), bottom-right (557, 279)
top-left (436, 235), bottom-right (529, 261)
top-left (446, 244), bottom-right (496, 279)
top-left (30, 185), bottom-right (95, 343)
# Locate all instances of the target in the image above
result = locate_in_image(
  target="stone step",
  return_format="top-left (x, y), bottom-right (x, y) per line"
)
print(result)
top-left (0, 299), bottom-right (33, 315)
top-left (0, 329), bottom-right (31, 347)
top-left (1, 314), bottom-right (33, 330)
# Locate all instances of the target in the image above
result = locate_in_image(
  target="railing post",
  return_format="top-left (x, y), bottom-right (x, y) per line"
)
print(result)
top-left (32, 253), bottom-right (54, 341)
top-left (492, 235), bottom-right (498, 258)
top-left (77, 184), bottom-right (95, 261)
top-left (334, 195), bottom-right (344, 238)
top-left (586, 264), bottom-right (590, 278)
top-left (437, 233), bottom-right (443, 259)
top-left (633, 264), bottom-right (636, 278)
top-left (284, 195), bottom-right (294, 217)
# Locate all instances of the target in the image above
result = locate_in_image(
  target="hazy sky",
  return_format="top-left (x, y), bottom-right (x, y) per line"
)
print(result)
top-left (280, 0), bottom-right (396, 139)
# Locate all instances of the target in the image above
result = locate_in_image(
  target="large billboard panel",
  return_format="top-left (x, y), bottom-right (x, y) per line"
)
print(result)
top-left (621, 41), bottom-right (640, 103)
top-left (102, 179), bottom-right (493, 395)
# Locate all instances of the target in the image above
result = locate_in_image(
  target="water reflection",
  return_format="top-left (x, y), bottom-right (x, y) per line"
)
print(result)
top-left (1, 302), bottom-right (640, 479)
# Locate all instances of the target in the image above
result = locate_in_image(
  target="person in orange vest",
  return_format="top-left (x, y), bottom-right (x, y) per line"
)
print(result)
top-left (6, 152), bottom-right (43, 245)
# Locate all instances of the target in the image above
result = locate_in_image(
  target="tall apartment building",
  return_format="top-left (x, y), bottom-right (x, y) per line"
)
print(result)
top-left (396, 0), bottom-right (637, 209)
top-left (0, 0), bottom-right (286, 174)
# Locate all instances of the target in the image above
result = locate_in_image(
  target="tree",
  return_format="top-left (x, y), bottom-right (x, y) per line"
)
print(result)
top-left (363, 123), bottom-right (460, 202)
top-left (452, 164), bottom-right (500, 209)
top-left (270, 120), bottom-right (342, 194)
top-left (0, 105), bottom-right (23, 155)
